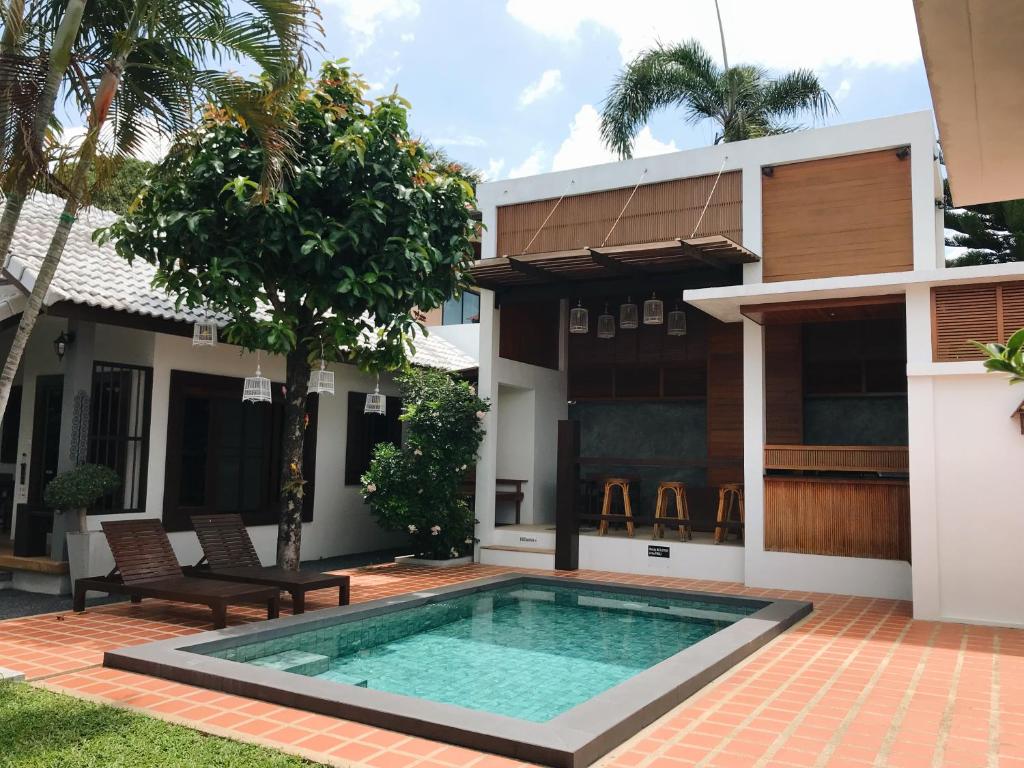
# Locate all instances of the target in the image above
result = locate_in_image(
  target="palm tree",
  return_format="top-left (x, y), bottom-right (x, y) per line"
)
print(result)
top-left (600, 38), bottom-right (836, 157)
top-left (0, 0), bottom-right (312, 421)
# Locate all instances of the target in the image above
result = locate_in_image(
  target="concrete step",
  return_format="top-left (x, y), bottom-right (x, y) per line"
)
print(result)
top-left (479, 544), bottom-right (556, 570)
top-left (250, 650), bottom-right (330, 677)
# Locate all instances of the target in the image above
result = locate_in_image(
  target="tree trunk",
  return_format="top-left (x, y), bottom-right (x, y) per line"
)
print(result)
top-left (0, 45), bottom-right (124, 424)
top-left (277, 341), bottom-right (311, 571)
top-left (0, 0), bottom-right (86, 421)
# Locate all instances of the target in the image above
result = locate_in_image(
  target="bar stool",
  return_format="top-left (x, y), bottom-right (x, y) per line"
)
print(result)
top-left (653, 482), bottom-right (692, 541)
top-left (599, 478), bottom-right (634, 537)
top-left (714, 483), bottom-right (745, 544)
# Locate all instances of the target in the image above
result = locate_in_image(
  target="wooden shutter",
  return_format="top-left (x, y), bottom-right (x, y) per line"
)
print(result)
top-left (931, 282), bottom-right (1024, 361)
top-left (1002, 282), bottom-right (1024, 337)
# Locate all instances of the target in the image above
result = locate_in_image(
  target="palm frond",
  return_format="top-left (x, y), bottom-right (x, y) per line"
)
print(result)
top-left (758, 68), bottom-right (836, 122)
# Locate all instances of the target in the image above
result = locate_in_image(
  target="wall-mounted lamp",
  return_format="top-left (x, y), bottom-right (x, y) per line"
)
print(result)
top-left (53, 331), bottom-right (75, 362)
top-left (761, 166), bottom-right (774, 177)
top-left (895, 146), bottom-right (910, 160)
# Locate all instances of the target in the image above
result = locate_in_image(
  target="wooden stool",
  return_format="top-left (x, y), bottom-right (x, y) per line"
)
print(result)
top-left (599, 478), bottom-right (634, 537)
top-left (714, 483), bottom-right (745, 544)
top-left (653, 482), bottom-right (692, 541)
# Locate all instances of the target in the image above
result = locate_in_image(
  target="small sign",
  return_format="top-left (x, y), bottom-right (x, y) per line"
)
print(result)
top-left (648, 545), bottom-right (670, 559)
top-left (519, 536), bottom-right (538, 543)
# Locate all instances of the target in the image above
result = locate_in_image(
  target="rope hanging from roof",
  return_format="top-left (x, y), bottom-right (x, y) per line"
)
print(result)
top-left (518, 176), bottom-right (575, 256)
top-left (601, 167), bottom-right (648, 247)
top-left (690, 155), bottom-right (728, 239)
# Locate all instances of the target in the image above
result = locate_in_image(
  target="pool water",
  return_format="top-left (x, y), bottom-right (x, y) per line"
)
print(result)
top-left (206, 583), bottom-right (758, 722)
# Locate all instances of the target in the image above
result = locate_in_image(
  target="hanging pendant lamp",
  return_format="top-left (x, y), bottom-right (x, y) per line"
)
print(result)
top-left (667, 305), bottom-right (688, 336)
top-left (364, 374), bottom-right (386, 416)
top-left (619, 296), bottom-right (638, 329)
top-left (308, 358), bottom-right (335, 395)
top-left (596, 303), bottom-right (616, 339)
top-left (643, 292), bottom-right (664, 325)
top-left (242, 351), bottom-right (271, 403)
top-left (569, 299), bottom-right (589, 334)
top-left (192, 315), bottom-right (217, 347)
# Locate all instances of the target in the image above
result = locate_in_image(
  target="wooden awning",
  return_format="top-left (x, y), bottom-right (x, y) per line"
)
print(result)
top-left (471, 235), bottom-right (759, 291)
top-left (740, 294), bottom-right (906, 325)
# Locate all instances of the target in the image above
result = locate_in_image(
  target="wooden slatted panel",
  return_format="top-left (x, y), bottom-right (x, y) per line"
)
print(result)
top-left (496, 172), bottom-right (742, 256)
top-left (101, 519), bottom-right (182, 583)
top-left (764, 477), bottom-right (911, 561)
top-left (765, 325), bottom-right (803, 444)
top-left (191, 513), bottom-right (262, 570)
top-left (764, 445), bottom-right (909, 473)
top-left (1001, 282), bottom-right (1024, 337)
top-left (706, 320), bottom-right (744, 486)
top-left (762, 150), bottom-right (913, 282)
top-left (932, 283), bottom-right (999, 361)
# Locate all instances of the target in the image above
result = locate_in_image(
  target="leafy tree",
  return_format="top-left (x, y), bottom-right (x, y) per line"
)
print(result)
top-left (944, 178), bottom-right (1024, 267)
top-left (600, 38), bottom-right (834, 157)
top-left (98, 63), bottom-right (479, 570)
top-left (362, 369), bottom-right (488, 560)
top-left (48, 156), bottom-right (155, 215)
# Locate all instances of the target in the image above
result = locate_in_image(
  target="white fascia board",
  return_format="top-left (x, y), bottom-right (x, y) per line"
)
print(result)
top-left (3, 254), bottom-right (67, 307)
top-left (684, 261), bottom-right (1024, 323)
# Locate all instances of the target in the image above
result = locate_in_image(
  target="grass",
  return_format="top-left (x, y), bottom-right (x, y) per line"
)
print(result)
top-left (0, 682), bottom-right (319, 768)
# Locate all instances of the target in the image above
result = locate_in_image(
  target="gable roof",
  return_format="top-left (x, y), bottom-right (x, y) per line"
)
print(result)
top-left (0, 193), bottom-right (477, 373)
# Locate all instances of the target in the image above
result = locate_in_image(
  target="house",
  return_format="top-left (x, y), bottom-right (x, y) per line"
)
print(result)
top-left (0, 193), bottom-right (477, 594)
top-left (469, 110), bottom-right (1024, 629)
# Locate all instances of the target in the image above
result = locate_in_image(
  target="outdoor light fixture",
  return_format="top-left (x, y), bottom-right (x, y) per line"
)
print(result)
top-left (619, 296), bottom-right (638, 329)
top-left (53, 331), bottom-right (75, 361)
top-left (596, 304), bottom-right (616, 339)
top-left (364, 374), bottom-right (386, 416)
top-left (242, 351), bottom-right (271, 403)
top-left (569, 299), bottom-right (589, 334)
top-left (191, 321), bottom-right (218, 347)
top-left (308, 359), bottom-right (335, 395)
top-left (667, 304), bottom-right (688, 336)
top-left (643, 292), bottom-right (664, 325)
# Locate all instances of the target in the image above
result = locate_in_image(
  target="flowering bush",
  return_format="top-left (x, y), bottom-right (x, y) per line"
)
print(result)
top-left (362, 368), bottom-right (488, 559)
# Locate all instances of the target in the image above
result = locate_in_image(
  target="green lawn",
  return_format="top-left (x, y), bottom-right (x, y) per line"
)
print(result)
top-left (0, 682), bottom-right (319, 768)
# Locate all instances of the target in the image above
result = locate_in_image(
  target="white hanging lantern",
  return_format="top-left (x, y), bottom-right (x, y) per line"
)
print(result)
top-left (192, 320), bottom-right (217, 347)
top-left (667, 305), bottom-right (688, 336)
top-left (596, 304), bottom-right (616, 339)
top-left (619, 296), bottom-right (638, 329)
top-left (364, 375), bottom-right (386, 416)
top-left (308, 359), bottom-right (335, 395)
top-left (242, 354), bottom-right (271, 403)
top-left (643, 292), bottom-right (664, 325)
top-left (569, 299), bottom-right (589, 334)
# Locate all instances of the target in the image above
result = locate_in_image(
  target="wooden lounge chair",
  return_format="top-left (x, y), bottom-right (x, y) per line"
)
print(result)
top-left (189, 513), bottom-right (350, 614)
top-left (73, 519), bottom-right (280, 629)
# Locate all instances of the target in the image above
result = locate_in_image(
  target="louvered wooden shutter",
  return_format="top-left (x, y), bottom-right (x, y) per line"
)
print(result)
top-left (932, 281), bottom-right (1024, 361)
top-left (1002, 282), bottom-right (1024, 338)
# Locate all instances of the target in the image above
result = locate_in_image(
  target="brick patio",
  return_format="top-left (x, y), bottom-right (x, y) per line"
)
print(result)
top-left (2, 563), bottom-right (1022, 767)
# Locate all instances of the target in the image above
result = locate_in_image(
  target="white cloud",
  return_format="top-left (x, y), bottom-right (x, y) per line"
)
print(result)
top-left (483, 158), bottom-right (506, 180)
top-left (518, 69), bottom-right (563, 108)
top-left (834, 78), bottom-right (852, 103)
top-left (365, 65), bottom-right (402, 95)
top-left (328, 0), bottom-right (420, 54)
top-left (509, 147), bottom-right (546, 178)
top-left (435, 135), bottom-right (487, 148)
top-left (505, 0), bottom-right (920, 70)
top-left (551, 104), bottom-right (676, 172)
top-left (400, 32), bottom-right (415, 43)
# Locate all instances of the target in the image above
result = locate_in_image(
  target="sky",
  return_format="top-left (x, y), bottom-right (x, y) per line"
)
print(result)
top-left (310, 0), bottom-right (933, 181)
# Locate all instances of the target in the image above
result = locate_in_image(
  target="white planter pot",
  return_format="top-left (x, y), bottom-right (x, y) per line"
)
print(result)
top-left (66, 530), bottom-right (115, 600)
top-left (395, 554), bottom-right (473, 569)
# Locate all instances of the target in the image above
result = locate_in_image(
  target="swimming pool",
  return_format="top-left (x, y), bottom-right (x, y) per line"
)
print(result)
top-left (105, 575), bottom-right (811, 767)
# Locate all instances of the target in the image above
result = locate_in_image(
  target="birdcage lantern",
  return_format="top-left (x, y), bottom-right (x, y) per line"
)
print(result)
top-left (242, 358), bottom-right (271, 403)
top-left (667, 305), bottom-right (688, 336)
top-left (619, 296), bottom-right (638, 329)
top-left (643, 292), bottom-right (664, 325)
top-left (364, 375), bottom-right (386, 416)
top-left (191, 320), bottom-right (217, 347)
top-left (308, 359), bottom-right (335, 395)
top-left (596, 304), bottom-right (616, 339)
top-left (569, 299), bottom-right (589, 334)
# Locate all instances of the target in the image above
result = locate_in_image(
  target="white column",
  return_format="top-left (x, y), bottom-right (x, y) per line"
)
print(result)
top-left (741, 317), bottom-right (765, 585)
top-left (910, 130), bottom-right (941, 270)
top-left (473, 289), bottom-right (499, 555)
top-left (56, 319), bottom-right (95, 473)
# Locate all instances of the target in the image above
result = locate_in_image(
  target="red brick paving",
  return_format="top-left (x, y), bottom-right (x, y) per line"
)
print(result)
top-left (2, 562), bottom-right (1022, 767)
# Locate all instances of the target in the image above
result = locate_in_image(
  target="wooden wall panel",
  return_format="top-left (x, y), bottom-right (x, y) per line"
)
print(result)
top-left (706, 320), bottom-right (743, 486)
top-left (764, 477), bottom-right (911, 561)
top-left (764, 445), bottom-right (909, 473)
top-left (499, 300), bottom-right (560, 369)
top-left (761, 150), bottom-right (913, 282)
top-left (496, 171), bottom-right (742, 256)
top-left (931, 281), bottom-right (1024, 361)
top-left (765, 325), bottom-right (803, 444)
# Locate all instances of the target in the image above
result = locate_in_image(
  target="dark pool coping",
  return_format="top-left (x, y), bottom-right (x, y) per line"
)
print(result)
top-left (103, 575), bottom-right (812, 768)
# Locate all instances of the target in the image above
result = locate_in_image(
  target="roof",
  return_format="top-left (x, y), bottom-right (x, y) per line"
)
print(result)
top-left (0, 193), bottom-right (477, 373)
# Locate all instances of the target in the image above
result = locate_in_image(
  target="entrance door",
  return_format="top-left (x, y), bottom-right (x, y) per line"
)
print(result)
top-left (28, 375), bottom-right (63, 506)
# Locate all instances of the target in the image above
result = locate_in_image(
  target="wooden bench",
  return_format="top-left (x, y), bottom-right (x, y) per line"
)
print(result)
top-left (495, 478), bottom-right (527, 525)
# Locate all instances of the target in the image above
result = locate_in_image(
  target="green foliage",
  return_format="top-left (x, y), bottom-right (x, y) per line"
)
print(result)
top-left (362, 369), bottom-right (489, 560)
top-left (600, 39), bottom-right (835, 157)
top-left (43, 463), bottom-right (120, 510)
top-left (48, 156), bottom-right (154, 214)
top-left (0, 682), bottom-right (314, 767)
top-left (973, 328), bottom-right (1024, 384)
top-left (97, 62), bottom-right (478, 372)
top-left (944, 178), bottom-right (1024, 267)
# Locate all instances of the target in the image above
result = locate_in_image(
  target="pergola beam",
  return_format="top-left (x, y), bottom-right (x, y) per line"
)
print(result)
top-left (506, 256), bottom-right (561, 283)
top-left (676, 238), bottom-right (729, 271)
top-left (587, 248), bottom-right (647, 276)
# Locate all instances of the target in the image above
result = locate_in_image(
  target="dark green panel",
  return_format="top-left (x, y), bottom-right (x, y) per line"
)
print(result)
top-left (802, 396), bottom-right (908, 446)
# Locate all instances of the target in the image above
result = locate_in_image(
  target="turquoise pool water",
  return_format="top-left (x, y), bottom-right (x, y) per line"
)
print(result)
top-left (206, 582), bottom-right (759, 722)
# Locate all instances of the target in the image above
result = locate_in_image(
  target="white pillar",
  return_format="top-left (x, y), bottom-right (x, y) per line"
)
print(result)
top-left (741, 317), bottom-right (765, 586)
top-left (56, 319), bottom-right (95, 473)
top-left (474, 289), bottom-right (499, 555)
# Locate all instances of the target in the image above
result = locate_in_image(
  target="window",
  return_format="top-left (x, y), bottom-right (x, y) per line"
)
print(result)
top-left (803, 319), bottom-right (907, 396)
top-left (163, 371), bottom-right (318, 532)
top-left (442, 291), bottom-right (480, 325)
top-left (0, 385), bottom-right (21, 464)
top-left (344, 392), bottom-right (402, 485)
top-left (88, 363), bottom-right (153, 513)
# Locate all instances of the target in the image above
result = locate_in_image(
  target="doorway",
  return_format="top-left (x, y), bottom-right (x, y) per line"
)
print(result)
top-left (28, 375), bottom-right (63, 507)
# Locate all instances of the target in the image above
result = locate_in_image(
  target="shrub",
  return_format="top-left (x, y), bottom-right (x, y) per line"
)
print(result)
top-left (44, 464), bottom-right (120, 510)
top-left (362, 368), bottom-right (489, 560)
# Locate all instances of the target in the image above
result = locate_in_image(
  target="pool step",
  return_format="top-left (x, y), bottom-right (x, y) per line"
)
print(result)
top-left (249, 650), bottom-right (330, 676)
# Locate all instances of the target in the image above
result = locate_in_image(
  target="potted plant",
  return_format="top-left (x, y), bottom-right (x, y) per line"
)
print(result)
top-left (362, 369), bottom-right (489, 566)
top-left (45, 464), bottom-right (120, 590)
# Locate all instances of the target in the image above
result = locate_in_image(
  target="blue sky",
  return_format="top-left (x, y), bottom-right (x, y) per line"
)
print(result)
top-left (313, 0), bottom-right (932, 180)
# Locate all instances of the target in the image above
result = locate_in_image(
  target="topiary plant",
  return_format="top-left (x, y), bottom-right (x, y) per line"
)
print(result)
top-left (361, 368), bottom-right (489, 560)
top-left (44, 464), bottom-right (120, 532)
